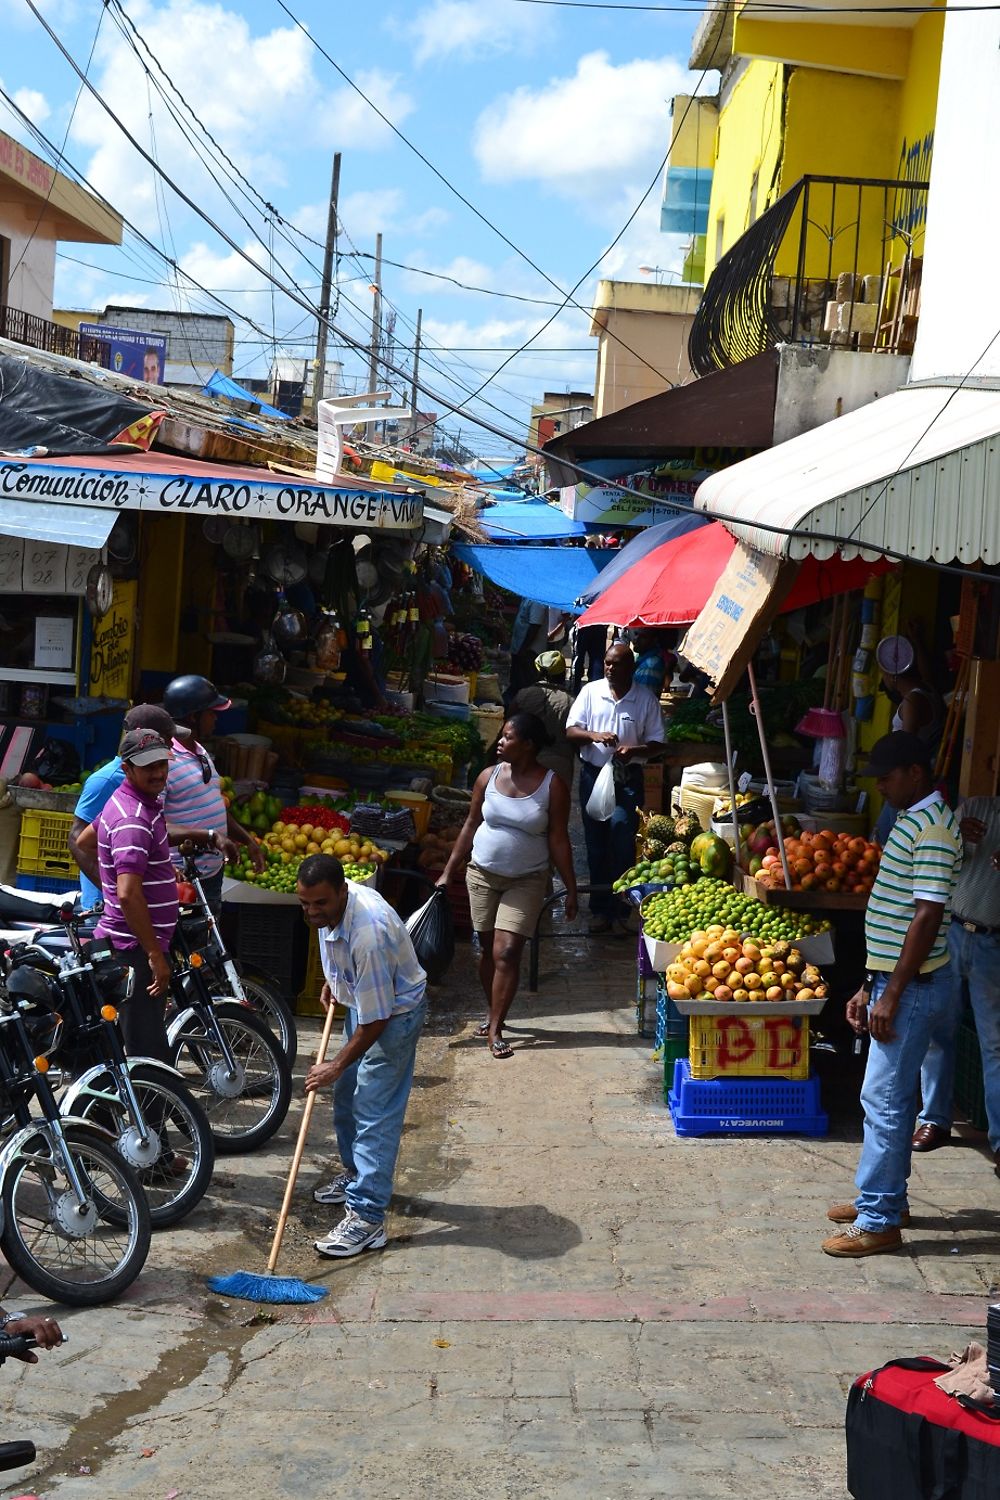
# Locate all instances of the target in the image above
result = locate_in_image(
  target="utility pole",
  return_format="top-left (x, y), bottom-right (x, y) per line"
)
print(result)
top-left (366, 232), bottom-right (382, 440)
top-left (312, 151), bottom-right (340, 417)
top-left (409, 307), bottom-right (422, 447)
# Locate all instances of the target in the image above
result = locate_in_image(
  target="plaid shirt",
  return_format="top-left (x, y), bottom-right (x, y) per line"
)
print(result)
top-left (318, 883), bottom-right (426, 1024)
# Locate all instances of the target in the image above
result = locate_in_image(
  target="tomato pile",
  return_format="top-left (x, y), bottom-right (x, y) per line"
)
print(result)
top-left (279, 804), bottom-right (351, 833)
top-left (749, 828), bottom-right (881, 894)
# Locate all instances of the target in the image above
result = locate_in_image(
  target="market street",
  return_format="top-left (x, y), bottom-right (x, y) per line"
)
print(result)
top-left (0, 921), bottom-right (994, 1500)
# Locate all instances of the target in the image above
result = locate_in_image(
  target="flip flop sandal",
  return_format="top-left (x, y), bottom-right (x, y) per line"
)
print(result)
top-left (474, 1021), bottom-right (490, 1037)
top-left (489, 1037), bottom-right (514, 1059)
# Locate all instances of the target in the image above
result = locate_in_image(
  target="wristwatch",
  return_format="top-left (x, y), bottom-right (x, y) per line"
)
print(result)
top-left (0, 1311), bottom-right (24, 1330)
top-left (207, 827), bottom-right (218, 848)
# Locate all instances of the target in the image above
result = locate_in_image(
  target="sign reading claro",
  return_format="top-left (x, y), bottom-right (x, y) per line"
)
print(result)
top-left (0, 460), bottom-right (425, 532)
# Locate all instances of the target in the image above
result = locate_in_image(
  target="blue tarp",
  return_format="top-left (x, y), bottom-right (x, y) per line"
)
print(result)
top-left (202, 369), bottom-right (289, 422)
top-left (452, 544), bottom-right (609, 611)
top-left (575, 512), bottom-right (709, 607)
top-left (480, 502), bottom-right (586, 541)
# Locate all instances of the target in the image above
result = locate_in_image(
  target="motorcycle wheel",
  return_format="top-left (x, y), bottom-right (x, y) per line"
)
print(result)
top-left (169, 1001), bottom-right (292, 1154)
top-left (213, 968), bottom-right (298, 1069)
top-left (73, 1064), bottom-right (215, 1230)
top-left (0, 1123), bottom-right (151, 1307)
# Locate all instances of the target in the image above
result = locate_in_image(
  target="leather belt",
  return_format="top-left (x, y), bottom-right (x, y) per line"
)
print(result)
top-left (955, 914), bottom-right (1000, 936)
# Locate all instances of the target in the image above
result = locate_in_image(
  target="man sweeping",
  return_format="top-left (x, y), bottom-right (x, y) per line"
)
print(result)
top-left (297, 855), bottom-right (428, 1260)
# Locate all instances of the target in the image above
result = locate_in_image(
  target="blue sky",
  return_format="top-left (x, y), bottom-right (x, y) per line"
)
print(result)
top-left (0, 0), bottom-right (712, 458)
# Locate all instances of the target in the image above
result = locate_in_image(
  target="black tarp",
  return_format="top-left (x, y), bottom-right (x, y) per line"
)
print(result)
top-left (0, 352), bottom-right (161, 455)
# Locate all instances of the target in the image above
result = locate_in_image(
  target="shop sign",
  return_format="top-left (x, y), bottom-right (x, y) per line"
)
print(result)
top-left (680, 541), bottom-right (797, 701)
top-left (89, 578), bottom-right (136, 700)
top-left (0, 461), bottom-right (424, 532)
top-left (560, 474), bottom-right (703, 529)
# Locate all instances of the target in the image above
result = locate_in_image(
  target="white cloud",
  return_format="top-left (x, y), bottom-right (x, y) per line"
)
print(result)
top-left (337, 188), bottom-right (405, 243)
top-left (408, 0), bottom-right (545, 65)
top-left (69, 0), bottom-right (412, 238)
top-left (474, 51), bottom-right (696, 202)
top-left (11, 87), bottom-right (50, 125)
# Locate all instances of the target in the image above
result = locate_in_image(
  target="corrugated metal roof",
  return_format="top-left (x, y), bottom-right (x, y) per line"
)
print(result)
top-left (695, 382), bottom-right (1000, 563)
top-left (0, 496), bottom-right (116, 548)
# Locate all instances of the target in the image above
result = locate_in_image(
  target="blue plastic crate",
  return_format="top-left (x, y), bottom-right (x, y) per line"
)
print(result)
top-left (15, 873), bottom-right (79, 896)
top-left (654, 975), bottom-right (686, 1051)
top-left (668, 1058), bottom-right (828, 1137)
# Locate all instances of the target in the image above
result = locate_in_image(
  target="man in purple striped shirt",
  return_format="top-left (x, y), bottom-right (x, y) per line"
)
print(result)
top-left (94, 729), bottom-right (180, 1066)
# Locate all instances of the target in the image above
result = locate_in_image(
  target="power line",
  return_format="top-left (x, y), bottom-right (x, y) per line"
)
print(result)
top-left (507, 0), bottom-right (993, 12)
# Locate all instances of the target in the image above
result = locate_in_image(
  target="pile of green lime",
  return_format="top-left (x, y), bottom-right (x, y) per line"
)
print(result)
top-left (612, 850), bottom-right (701, 894)
top-left (641, 877), bottom-right (831, 944)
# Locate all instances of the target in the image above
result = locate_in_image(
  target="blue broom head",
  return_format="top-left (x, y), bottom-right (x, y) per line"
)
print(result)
top-left (207, 1270), bottom-right (328, 1304)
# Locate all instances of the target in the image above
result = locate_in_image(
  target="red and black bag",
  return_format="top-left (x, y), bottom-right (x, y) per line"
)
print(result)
top-left (846, 1357), bottom-right (1000, 1500)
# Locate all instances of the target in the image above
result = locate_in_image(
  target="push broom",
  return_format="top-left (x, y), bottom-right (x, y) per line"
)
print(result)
top-left (208, 999), bottom-right (338, 1304)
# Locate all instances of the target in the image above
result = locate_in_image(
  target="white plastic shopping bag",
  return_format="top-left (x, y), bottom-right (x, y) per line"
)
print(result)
top-left (585, 759), bottom-right (617, 822)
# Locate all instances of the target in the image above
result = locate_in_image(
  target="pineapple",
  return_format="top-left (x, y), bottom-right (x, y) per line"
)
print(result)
top-left (665, 841), bottom-right (688, 857)
top-left (672, 811), bottom-right (702, 843)
top-left (644, 814), bottom-right (675, 843)
top-left (642, 839), bottom-right (666, 861)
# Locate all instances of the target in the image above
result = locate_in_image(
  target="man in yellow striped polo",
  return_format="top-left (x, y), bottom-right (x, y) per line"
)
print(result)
top-left (824, 732), bottom-right (963, 1257)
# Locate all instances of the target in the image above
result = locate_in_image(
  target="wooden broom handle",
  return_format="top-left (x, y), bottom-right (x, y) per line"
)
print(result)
top-left (266, 999), bottom-right (339, 1276)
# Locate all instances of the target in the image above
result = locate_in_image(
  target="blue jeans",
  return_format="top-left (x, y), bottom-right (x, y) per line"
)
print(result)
top-left (333, 997), bottom-right (428, 1225)
top-left (855, 966), bottom-right (961, 1231)
top-left (920, 924), bottom-right (1000, 1151)
top-left (578, 760), bottom-right (643, 920)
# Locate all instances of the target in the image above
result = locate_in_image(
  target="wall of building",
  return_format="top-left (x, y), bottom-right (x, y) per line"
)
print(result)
top-left (908, 4), bottom-right (986, 380)
top-left (594, 306), bottom-right (698, 416)
top-left (703, 60), bottom-right (785, 277)
top-left (103, 305), bottom-right (235, 382)
top-left (0, 205), bottom-right (57, 319)
top-left (773, 345), bottom-right (912, 444)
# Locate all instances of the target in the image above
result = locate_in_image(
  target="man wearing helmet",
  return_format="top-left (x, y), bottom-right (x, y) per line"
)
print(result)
top-left (160, 675), bottom-right (265, 912)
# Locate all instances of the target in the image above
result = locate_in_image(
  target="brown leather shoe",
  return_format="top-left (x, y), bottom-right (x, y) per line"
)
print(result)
top-left (822, 1224), bottom-right (903, 1257)
top-left (911, 1123), bottom-right (951, 1152)
top-left (828, 1202), bottom-right (910, 1227)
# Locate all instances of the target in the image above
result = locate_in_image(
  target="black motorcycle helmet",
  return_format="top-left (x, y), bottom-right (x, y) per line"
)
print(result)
top-left (162, 674), bottom-right (232, 721)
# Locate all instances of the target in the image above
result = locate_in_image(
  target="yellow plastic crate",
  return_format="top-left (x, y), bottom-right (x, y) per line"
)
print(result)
top-left (17, 808), bottom-right (76, 880)
top-left (688, 1012), bottom-right (809, 1081)
top-left (297, 927), bottom-right (352, 1017)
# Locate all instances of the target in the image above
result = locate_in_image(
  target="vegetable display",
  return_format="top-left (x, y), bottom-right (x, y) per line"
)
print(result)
top-left (641, 878), bottom-right (831, 946)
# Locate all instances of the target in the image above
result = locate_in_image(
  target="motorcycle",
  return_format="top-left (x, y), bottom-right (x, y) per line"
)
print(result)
top-left (0, 962), bottom-right (151, 1306)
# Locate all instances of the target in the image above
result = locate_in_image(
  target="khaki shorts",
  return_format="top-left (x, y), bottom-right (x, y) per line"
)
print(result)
top-left (466, 862), bottom-right (550, 938)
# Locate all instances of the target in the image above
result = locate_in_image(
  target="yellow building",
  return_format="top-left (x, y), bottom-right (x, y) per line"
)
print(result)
top-left (684, 0), bottom-right (942, 369)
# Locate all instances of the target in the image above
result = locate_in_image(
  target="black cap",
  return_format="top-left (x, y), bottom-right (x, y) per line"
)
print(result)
top-left (120, 729), bottom-right (171, 767)
top-left (862, 731), bottom-right (933, 777)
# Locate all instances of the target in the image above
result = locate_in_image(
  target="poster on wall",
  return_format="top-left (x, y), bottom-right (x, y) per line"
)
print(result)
top-left (78, 323), bottom-right (167, 384)
top-left (89, 578), bottom-right (137, 700)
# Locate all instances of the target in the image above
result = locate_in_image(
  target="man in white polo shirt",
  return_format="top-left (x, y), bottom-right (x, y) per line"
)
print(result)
top-left (566, 642), bottom-right (664, 935)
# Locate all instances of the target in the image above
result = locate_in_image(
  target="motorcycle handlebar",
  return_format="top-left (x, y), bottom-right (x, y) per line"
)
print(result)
top-left (0, 1330), bottom-right (68, 1359)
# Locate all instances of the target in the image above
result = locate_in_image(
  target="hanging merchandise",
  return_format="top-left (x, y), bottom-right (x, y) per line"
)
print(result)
top-left (314, 611), bottom-right (342, 672)
top-left (272, 593), bottom-right (308, 648)
top-left (254, 631), bottom-right (286, 685)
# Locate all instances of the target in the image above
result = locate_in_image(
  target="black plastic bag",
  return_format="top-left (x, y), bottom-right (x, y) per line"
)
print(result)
top-left (405, 888), bottom-right (455, 984)
top-left (31, 738), bottom-right (80, 786)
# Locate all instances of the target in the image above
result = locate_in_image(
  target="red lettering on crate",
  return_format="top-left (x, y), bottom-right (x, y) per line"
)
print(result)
top-left (716, 1017), bottom-right (757, 1068)
top-left (765, 1018), bottom-right (803, 1070)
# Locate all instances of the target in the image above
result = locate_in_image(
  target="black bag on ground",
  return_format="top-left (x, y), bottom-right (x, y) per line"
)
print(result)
top-left (405, 888), bottom-right (455, 983)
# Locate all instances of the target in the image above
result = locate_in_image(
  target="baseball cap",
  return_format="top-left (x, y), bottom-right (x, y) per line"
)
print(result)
top-left (123, 703), bottom-right (191, 742)
top-left (120, 729), bottom-right (171, 767)
top-left (862, 731), bottom-right (933, 777)
top-left (534, 649), bottom-right (566, 679)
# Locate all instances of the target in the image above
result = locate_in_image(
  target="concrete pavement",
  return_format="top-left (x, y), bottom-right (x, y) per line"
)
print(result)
top-left (1, 921), bottom-right (997, 1499)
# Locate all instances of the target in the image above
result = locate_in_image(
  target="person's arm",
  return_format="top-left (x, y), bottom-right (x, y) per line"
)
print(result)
top-left (614, 695), bottom-right (666, 763)
top-left (226, 810), bottom-right (266, 871)
top-left (165, 823), bottom-right (240, 864)
top-left (304, 1013), bottom-right (390, 1092)
top-left (303, 945), bottom-right (399, 1091)
top-left (0, 1310), bottom-right (63, 1363)
top-left (116, 873), bottom-right (172, 996)
top-left (546, 775), bottom-right (578, 920)
top-left (437, 770), bottom-right (490, 885)
top-left (867, 900), bottom-right (944, 1042)
top-left (71, 819), bottom-right (100, 887)
top-left (898, 691), bottom-right (933, 737)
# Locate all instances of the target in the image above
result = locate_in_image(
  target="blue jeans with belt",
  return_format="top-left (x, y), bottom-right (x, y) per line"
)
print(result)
top-left (919, 922), bottom-right (1000, 1151)
top-left (578, 760), bottom-right (643, 920)
top-left (854, 966), bottom-right (961, 1231)
top-left (333, 997), bottom-right (428, 1225)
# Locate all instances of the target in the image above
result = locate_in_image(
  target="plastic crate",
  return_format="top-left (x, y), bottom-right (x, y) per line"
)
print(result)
top-left (954, 1018), bottom-right (989, 1132)
top-left (15, 872), bottom-right (79, 895)
top-left (688, 1012), bottom-right (809, 1081)
top-left (297, 926), bottom-right (325, 1015)
top-left (668, 1058), bottom-right (828, 1136)
top-left (654, 975), bottom-right (687, 1052)
top-left (230, 903), bottom-right (306, 1002)
top-left (637, 931), bottom-right (655, 980)
top-left (16, 809), bottom-right (76, 881)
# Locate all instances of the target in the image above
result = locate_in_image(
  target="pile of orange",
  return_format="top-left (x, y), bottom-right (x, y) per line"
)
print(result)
top-left (753, 829), bottom-right (880, 894)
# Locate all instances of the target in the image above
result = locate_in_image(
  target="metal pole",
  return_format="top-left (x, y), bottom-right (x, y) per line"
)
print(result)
top-left (720, 698), bottom-right (742, 887)
top-left (410, 307), bottom-right (422, 421)
top-left (746, 660), bottom-right (793, 891)
top-left (366, 232), bottom-right (382, 440)
top-left (312, 152), bottom-right (340, 416)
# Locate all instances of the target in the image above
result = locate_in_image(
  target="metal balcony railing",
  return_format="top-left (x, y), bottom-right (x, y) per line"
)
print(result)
top-left (0, 305), bottom-right (111, 365)
top-left (688, 174), bottom-right (930, 376)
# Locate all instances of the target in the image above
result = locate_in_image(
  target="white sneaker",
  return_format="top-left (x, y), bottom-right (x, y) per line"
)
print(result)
top-left (315, 1209), bottom-right (387, 1259)
top-left (312, 1170), bottom-right (356, 1205)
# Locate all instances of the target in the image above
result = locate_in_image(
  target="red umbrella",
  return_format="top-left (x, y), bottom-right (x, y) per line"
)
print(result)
top-left (574, 520), bottom-right (891, 628)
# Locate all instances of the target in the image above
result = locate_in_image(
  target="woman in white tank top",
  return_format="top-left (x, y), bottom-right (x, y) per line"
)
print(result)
top-left (437, 713), bottom-right (578, 1058)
